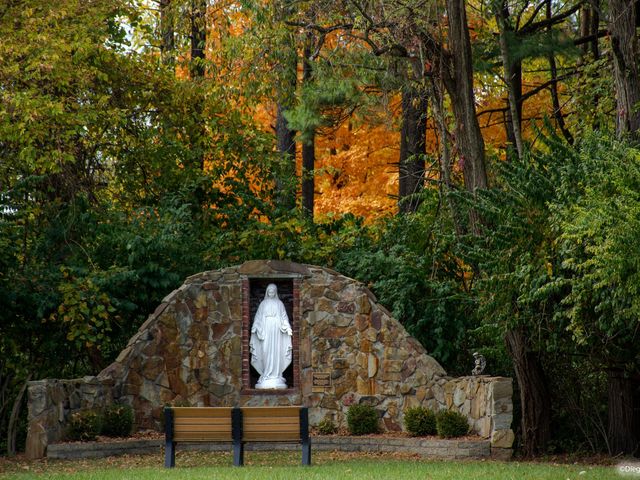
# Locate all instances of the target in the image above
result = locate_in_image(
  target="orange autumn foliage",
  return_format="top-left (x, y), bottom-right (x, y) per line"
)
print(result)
top-left (175, 3), bottom-right (564, 222)
top-left (313, 120), bottom-right (399, 220)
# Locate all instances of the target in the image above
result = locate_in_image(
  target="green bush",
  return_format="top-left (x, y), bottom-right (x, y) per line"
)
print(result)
top-left (404, 406), bottom-right (436, 436)
top-left (347, 404), bottom-right (379, 435)
top-left (435, 410), bottom-right (469, 438)
top-left (101, 404), bottom-right (134, 437)
top-left (317, 417), bottom-right (338, 435)
top-left (67, 409), bottom-right (103, 441)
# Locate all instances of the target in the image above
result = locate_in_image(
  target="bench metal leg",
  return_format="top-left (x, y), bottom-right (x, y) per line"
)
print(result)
top-left (233, 441), bottom-right (244, 466)
top-left (300, 407), bottom-right (311, 465)
top-left (165, 440), bottom-right (175, 468)
top-left (302, 441), bottom-right (311, 466)
top-left (232, 407), bottom-right (244, 466)
top-left (164, 407), bottom-right (175, 468)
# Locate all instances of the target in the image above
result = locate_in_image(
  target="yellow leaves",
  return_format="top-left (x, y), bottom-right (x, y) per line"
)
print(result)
top-left (545, 261), bottom-right (553, 277)
top-left (312, 118), bottom-right (399, 221)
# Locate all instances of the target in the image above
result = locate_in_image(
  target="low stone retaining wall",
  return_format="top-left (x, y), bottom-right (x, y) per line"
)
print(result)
top-left (48, 439), bottom-right (163, 459)
top-left (47, 436), bottom-right (503, 460)
top-left (30, 375), bottom-right (513, 459)
top-left (314, 436), bottom-right (492, 459)
top-left (26, 377), bottom-right (115, 459)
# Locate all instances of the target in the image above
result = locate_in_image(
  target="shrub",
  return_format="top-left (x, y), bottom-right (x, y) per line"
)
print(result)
top-left (67, 409), bottom-right (103, 441)
top-left (347, 404), bottom-right (379, 435)
top-left (317, 417), bottom-right (338, 435)
top-left (101, 404), bottom-right (134, 437)
top-left (435, 410), bottom-right (470, 438)
top-left (404, 406), bottom-right (436, 436)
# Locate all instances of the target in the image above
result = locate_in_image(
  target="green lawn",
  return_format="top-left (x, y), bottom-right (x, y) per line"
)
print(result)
top-left (0, 450), bottom-right (621, 480)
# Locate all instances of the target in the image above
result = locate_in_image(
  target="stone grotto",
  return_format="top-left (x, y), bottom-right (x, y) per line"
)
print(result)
top-left (25, 260), bottom-right (514, 459)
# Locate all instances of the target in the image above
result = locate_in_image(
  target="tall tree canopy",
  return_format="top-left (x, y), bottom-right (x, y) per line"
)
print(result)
top-left (1, 0), bottom-right (638, 458)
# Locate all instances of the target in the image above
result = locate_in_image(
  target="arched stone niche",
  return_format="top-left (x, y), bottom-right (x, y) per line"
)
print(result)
top-left (26, 260), bottom-right (514, 459)
top-left (243, 275), bottom-right (300, 392)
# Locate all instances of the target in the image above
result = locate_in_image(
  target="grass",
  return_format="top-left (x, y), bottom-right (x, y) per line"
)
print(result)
top-left (0, 450), bottom-right (623, 480)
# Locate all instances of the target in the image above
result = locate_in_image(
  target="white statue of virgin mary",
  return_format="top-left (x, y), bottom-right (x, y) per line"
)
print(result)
top-left (249, 284), bottom-right (293, 389)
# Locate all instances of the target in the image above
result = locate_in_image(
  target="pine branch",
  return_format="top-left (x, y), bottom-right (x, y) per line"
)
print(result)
top-left (520, 2), bottom-right (583, 35)
top-left (517, 0), bottom-right (548, 31)
top-left (573, 29), bottom-right (608, 47)
top-left (520, 72), bottom-right (575, 102)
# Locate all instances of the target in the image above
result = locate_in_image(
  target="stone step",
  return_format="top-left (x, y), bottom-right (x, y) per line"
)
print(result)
top-left (47, 436), bottom-right (498, 460)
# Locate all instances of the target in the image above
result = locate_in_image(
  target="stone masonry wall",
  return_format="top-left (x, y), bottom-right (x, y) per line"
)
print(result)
top-left (26, 260), bottom-right (513, 459)
top-left (25, 377), bottom-right (114, 459)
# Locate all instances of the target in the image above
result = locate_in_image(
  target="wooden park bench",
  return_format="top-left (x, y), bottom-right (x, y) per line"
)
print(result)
top-left (164, 406), bottom-right (310, 467)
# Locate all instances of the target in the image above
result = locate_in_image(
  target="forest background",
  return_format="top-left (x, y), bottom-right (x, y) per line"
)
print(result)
top-left (1, 0), bottom-right (639, 459)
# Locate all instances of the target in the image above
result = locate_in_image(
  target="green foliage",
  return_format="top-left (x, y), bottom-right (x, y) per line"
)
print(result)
top-left (404, 407), bottom-right (436, 437)
top-left (285, 76), bottom-right (366, 143)
top-left (550, 134), bottom-right (640, 367)
top-left (67, 410), bottom-right (104, 442)
top-left (467, 130), bottom-right (640, 453)
top-left (333, 202), bottom-right (474, 373)
top-left (346, 404), bottom-right (379, 436)
top-left (49, 268), bottom-right (118, 355)
top-left (471, 131), bottom-right (640, 370)
top-left (316, 418), bottom-right (338, 435)
top-left (0, 0), bottom-right (288, 453)
top-left (545, 360), bottom-right (608, 454)
top-left (101, 404), bottom-right (134, 438)
top-left (435, 410), bottom-right (469, 438)
top-left (568, 56), bottom-right (615, 136)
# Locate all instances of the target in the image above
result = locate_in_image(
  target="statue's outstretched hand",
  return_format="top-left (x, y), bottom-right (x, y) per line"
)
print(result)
top-left (252, 326), bottom-right (264, 341)
top-left (281, 324), bottom-right (293, 335)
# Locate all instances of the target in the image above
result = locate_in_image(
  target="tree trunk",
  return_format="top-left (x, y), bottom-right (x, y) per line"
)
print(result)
top-left (607, 368), bottom-right (638, 455)
top-left (190, 0), bottom-right (207, 78)
top-left (399, 87), bottom-right (428, 214)
top-left (443, 0), bottom-right (488, 234)
top-left (275, 103), bottom-right (297, 210)
top-left (445, 0), bottom-right (488, 195)
top-left (496, 1), bottom-right (525, 159)
top-left (301, 141), bottom-right (315, 217)
top-left (608, 0), bottom-right (640, 139)
top-left (276, 104), bottom-right (296, 161)
top-left (187, 0), bottom-right (207, 175)
top-left (159, 0), bottom-right (174, 65)
top-left (589, 0), bottom-right (600, 59)
top-left (7, 374), bottom-right (31, 456)
top-left (301, 34), bottom-right (315, 219)
top-left (547, 0), bottom-right (573, 144)
top-left (505, 328), bottom-right (551, 457)
top-left (503, 59), bottom-right (523, 153)
top-left (430, 78), bottom-right (465, 236)
top-left (579, 3), bottom-right (592, 56)
top-left (273, 14), bottom-right (298, 211)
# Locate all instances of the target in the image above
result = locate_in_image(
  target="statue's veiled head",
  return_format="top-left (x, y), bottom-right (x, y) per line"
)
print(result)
top-left (265, 283), bottom-right (278, 299)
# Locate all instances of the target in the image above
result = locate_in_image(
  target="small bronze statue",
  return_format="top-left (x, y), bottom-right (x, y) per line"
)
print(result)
top-left (472, 352), bottom-right (486, 376)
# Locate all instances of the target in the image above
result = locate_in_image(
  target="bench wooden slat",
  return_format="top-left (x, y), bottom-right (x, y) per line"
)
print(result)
top-left (241, 407), bottom-right (300, 417)
top-left (244, 423), bottom-right (298, 430)
top-left (171, 407), bottom-right (231, 418)
top-left (242, 433), bottom-right (300, 442)
top-left (242, 430), bottom-right (300, 436)
top-left (243, 422), bottom-right (298, 430)
top-left (174, 432), bottom-right (232, 442)
top-left (243, 417), bottom-right (298, 425)
top-left (175, 418), bottom-right (231, 426)
top-left (175, 424), bottom-right (232, 433)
